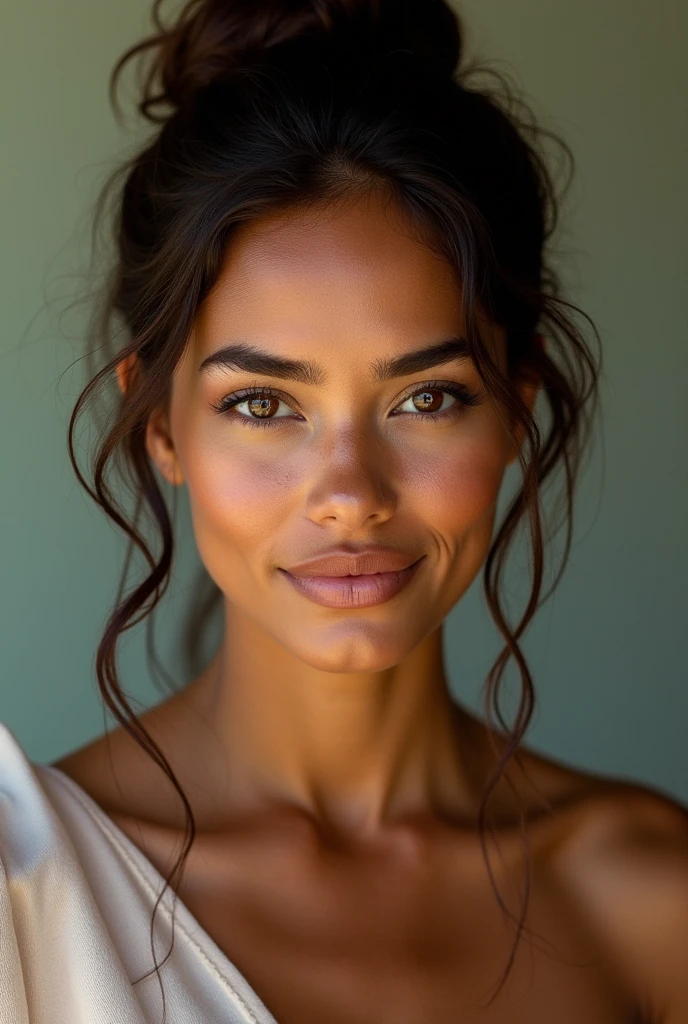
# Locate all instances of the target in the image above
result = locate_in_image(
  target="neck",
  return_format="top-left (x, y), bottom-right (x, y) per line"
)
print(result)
top-left (186, 603), bottom-right (488, 838)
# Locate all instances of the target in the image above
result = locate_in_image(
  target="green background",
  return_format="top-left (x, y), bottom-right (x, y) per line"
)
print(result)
top-left (2, 1), bottom-right (686, 799)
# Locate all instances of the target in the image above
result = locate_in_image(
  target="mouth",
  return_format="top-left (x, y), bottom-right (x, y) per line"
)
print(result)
top-left (278, 556), bottom-right (425, 610)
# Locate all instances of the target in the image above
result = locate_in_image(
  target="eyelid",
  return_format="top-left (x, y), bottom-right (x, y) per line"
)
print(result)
top-left (215, 377), bottom-right (477, 404)
top-left (211, 383), bottom-right (302, 415)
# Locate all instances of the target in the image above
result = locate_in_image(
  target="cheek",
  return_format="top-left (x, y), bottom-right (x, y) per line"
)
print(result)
top-left (181, 434), bottom-right (294, 587)
top-left (406, 427), bottom-right (507, 532)
top-left (402, 427), bottom-right (508, 607)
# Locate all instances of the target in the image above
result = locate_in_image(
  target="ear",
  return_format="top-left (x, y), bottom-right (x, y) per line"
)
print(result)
top-left (116, 352), bottom-right (138, 395)
top-left (116, 353), bottom-right (184, 487)
top-left (145, 404), bottom-right (185, 487)
top-left (505, 333), bottom-right (546, 466)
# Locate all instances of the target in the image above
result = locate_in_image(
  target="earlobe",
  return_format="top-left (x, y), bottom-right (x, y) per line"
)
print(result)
top-left (118, 357), bottom-right (184, 486)
top-left (158, 458), bottom-right (184, 487)
top-left (145, 406), bottom-right (185, 487)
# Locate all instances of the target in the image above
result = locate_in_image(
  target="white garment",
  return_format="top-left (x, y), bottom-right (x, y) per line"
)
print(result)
top-left (0, 721), bottom-right (280, 1024)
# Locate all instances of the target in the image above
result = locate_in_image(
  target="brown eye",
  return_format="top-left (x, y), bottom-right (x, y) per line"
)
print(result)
top-left (410, 389), bottom-right (444, 413)
top-left (211, 386), bottom-right (301, 430)
top-left (247, 395), bottom-right (280, 418)
top-left (393, 381), bottom-right (482, 420)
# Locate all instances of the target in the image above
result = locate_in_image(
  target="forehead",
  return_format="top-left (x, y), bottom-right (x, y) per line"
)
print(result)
top-left (193, 191), bottom-right (501, 364)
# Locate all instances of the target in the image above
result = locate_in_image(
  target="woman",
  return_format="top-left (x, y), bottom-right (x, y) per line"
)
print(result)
top-left (1, 0), bottom-right (686, 1021)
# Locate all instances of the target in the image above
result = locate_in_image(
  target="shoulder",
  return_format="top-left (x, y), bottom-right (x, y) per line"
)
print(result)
top-left (551, 777), bottom-right (688, 1023)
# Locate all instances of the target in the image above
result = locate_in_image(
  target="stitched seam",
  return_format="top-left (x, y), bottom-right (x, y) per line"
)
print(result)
top-left (39, 766), bottom-right (265, 1024)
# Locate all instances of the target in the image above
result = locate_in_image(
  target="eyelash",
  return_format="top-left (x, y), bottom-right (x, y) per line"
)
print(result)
top-left (210, 380), bottom-right (483, 430)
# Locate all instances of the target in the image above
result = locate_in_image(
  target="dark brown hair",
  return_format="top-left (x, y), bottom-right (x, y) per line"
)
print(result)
top-left (67, 0), bottom-right (602, 1017)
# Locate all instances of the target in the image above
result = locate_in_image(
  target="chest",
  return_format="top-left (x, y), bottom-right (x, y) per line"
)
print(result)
top-left (154, 834), bottom-right (631, 1024)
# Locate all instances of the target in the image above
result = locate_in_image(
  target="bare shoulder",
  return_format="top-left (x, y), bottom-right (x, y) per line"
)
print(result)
top-left (548, 770), bottom-right (688, 1023)
top-left (500, 736), bottom-right (688, 1020)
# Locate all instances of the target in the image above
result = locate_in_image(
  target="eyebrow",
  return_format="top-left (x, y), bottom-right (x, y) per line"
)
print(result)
top-left (198, 335), bottom-right (471, 385)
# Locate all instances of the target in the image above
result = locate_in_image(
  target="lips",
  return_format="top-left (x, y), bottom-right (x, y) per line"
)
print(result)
top-left (283, 547), bottom-right (420, 578)
top-left (279, 557), bottom-right (424, 609)
top-left (278, 547), bottom-right (425, 610)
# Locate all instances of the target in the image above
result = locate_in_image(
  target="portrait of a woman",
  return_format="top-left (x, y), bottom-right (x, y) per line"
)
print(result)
top-left (1, 1), bottom-right (686, 1022)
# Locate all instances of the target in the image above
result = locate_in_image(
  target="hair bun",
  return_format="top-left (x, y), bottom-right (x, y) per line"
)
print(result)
top-left (114, 0), bottom-right (463, 121)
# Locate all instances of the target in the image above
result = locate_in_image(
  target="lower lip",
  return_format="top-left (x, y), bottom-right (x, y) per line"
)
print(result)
top-left (279, 558), bottom-right (425, 609)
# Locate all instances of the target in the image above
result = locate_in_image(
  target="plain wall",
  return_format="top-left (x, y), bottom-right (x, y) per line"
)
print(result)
top-left (1, 1), bottom-right (686, 799)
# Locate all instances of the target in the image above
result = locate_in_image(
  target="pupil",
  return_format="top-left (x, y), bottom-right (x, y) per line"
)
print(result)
top-left (249, 396), bottom-right (274, 418)
top-left (414, 390), bottom-right (439, 412)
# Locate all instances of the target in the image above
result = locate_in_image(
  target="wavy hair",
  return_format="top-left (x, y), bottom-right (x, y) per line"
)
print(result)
top-left (66, 0), bottom-right (602, 1017)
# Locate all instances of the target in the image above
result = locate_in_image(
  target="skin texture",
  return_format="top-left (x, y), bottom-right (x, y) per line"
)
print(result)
top-left (53, 192), bottom-right (688, 1023)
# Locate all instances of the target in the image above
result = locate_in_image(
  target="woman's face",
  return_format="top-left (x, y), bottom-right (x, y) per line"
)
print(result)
top-left (144, 192), bottom-right (534, 673)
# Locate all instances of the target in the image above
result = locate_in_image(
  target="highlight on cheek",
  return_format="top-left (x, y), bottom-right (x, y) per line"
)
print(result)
top-left (209, 379), bottom-right (485, 430)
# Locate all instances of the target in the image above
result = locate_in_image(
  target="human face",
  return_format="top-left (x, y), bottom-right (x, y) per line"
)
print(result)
top-left (148, 192), bottom-right (526, 674)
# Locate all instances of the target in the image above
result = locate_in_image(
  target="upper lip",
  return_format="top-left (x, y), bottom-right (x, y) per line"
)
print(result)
top-left (283, 547), bottom-right (421, 578)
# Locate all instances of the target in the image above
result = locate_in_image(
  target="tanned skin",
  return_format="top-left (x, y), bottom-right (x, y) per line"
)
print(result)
top-left (54, 191), bottom-right (688, 1024)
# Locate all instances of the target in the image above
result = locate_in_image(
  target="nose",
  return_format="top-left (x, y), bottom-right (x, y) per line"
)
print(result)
top-left (304, 431), bottom-right (398, 530)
